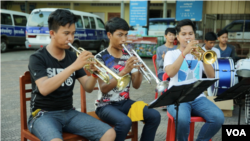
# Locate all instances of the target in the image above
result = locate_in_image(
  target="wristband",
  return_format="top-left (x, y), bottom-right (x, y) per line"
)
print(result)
top-left (91, 73), bottom-right (98, 78)
top-left (181, 52), bottom-right (185, 58)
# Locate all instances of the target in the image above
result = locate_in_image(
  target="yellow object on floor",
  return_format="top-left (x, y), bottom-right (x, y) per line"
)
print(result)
top-left (127, 101), bottom-right (148, 122)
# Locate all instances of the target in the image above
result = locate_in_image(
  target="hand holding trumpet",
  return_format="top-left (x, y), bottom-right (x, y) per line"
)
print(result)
top-left (72, 50), bottom-right (96, 71)
top-left (121, 56), bottom-right (141, 74)
top-left (183, 40), bottom-right (199, 56)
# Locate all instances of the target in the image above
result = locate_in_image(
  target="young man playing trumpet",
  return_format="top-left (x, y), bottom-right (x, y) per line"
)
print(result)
top-left (28, 9), bottom-right (115, 141)
top-left (164, 19), bottom-right (224, 141)
top-left (95, 17), bottom-right (161, 141)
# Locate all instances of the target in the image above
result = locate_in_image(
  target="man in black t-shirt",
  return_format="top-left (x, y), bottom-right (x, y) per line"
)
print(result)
top-left (28, 9), bottom-right (115, 141)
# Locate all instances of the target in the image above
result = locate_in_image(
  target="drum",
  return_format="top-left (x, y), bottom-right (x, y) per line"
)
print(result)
top-left (235, 58), bottom-right (250, 77)
top-left (207, 57), bottom-right (238, 96)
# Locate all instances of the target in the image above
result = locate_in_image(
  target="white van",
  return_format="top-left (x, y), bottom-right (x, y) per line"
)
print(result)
top-left (1, 9), bottom-right (29, 52)
top-left (223, 20), bottom-right (250, 42)
top-left (25, 8), bottom-right (109, 52)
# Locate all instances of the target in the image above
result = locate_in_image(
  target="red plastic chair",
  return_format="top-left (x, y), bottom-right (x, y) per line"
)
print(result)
top-left (162, 73), bottom-right (169, 81)
top-left (152, 55), bottom-right (158, 99)
top-left (152, 54), bottom-right (158, 76)
top-left (163, 74), bottom-right (212, 141)
top-left (166, 112), bottom-right (212, 141)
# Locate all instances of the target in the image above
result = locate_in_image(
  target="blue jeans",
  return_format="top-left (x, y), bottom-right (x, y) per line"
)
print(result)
top-left (28, 108), bottom-right (111, 141)
top-left (96, 99), bottom-right (161, 141)
top-left (167, 97), bottom-right (224, 141)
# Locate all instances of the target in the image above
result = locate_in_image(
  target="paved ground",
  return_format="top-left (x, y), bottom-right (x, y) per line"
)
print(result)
top-left (1, 49), bottom-right (248, 141)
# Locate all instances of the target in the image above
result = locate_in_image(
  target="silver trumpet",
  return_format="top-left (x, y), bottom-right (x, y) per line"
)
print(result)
top-left (122, 44), bottom-right (168, 94)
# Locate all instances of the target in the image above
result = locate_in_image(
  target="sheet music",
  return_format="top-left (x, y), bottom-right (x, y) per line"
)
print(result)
top-left (168, 78), bottom-right (217, 88)
top-left (149, 78), bottom-right (218, 106)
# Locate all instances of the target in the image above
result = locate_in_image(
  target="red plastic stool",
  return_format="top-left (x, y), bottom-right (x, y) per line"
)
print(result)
top-left (166, 111), bottom-right (212, 141)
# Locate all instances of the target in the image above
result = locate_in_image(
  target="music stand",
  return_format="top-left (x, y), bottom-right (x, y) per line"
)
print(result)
top-left (214, 77), bottom-right (250, 125)
top-left (149, 78), bottom-right (217, 141)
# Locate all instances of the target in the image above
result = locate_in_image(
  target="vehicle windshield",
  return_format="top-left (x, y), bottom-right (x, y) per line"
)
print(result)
top-left (27, 11), bottom-right (52, 27)
top-left (149, 21), bottom-right (176, 31)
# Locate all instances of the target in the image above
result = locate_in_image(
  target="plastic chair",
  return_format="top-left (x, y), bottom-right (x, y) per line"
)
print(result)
top-left (162, 73), bottom-right (169, 81)
top-left (163, 76), bottom-right (212, 141)
top-left (166, 112), bottom-right (212, 141)
top-left (152, 55), bottom-right (158, 99)
top-left (152, 54), bottom-right (158, 76)
top-left (20, 71), bottom-right (88, 141)
top-left (83, 69), bottom-right (138, 141)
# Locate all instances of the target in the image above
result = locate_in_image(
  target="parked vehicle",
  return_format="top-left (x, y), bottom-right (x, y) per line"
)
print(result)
top-left (223, 20), bottom-right (250, 42)
top-left (25, 8), bottom-right (109, 52)
top-left (1, 9), bottom-right (29, 52)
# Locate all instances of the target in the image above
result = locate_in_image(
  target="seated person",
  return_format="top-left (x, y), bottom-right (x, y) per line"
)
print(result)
top-left (215, 29), bottom-right (237, 62)
top-left (95, 17), bottom-right (161, 141)
top-left (28, 9), bottom-right (115, 141)
top-left (202, 31), bottom-right (221, 78)
top-left (156, 28), bottom-right (177, 81)
top-left (202, 31), bottom-right (221, 58)
top-left (164, 19), bottom-right (224, 141)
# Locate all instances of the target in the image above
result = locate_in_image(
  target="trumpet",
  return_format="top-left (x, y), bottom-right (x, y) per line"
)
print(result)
top-left (122, 44), bottom-right (168, 93)
top-left (187, 40), bottom-right (217, 64)
top-left (68, 43), bottom-right (131, 91)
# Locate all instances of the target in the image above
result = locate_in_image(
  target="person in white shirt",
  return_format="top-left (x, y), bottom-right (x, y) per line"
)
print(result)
top-left (202, 32), bottom-right (221, 58)
top-left (202, 32), bottom-right (220, 78)
top-left (164, 19), bottom-right (224, 141)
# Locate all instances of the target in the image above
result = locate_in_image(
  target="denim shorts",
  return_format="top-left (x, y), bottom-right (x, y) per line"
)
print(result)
top-left (28, 108), bottom-right (111, 141)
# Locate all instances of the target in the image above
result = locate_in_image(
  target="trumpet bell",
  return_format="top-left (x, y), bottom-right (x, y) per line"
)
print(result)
top-left (191, 46), bottom-right (217, 64)
top-left (203, 50), bottom-right (217, 64)
top-left (116, 74), bottom-right (131, 91)
top-left (155, 81), bottom-right (169, 93)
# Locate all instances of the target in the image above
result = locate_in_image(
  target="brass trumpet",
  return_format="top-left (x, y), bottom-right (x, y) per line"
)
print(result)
top-left (122, 44), bottom-right (168, 93)
top-left (187, 40), bottom-right (217, 64)
top-left (68, 43), bottom-right (131, 91)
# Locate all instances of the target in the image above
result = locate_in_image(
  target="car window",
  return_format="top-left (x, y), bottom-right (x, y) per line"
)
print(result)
top-left (75, 15), bottom-right (83, 28)
top-left (28, 11), bottom-right (51, 27)
top-left (89, 17), bottom-right (96, 29)
top-left (226, 23), bottom-right (243, 32)
top-left (97, 18), bottom-right (105, 29)
top-left (245, 22), bottom-right (250, 32)
top-left (83, 16), bottom-right (90, 29)
top-left (1, 13), bottom-right (12, 25)
top-left (13, 15), bottom-right (27, 26)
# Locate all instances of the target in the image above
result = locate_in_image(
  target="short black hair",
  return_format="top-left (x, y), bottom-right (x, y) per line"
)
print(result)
top-left (175, 19), bottom-right (196, 35)
top-left (48, 9), bottom-right (77, 32)
top-left (217, 29), bottom-right (228, 37)
top-left (105, 17), bottom-right (129, 34)
top-left (205, 32), bottom-right (217, 41)
top-left (165, 27), bottom-right (176, 35)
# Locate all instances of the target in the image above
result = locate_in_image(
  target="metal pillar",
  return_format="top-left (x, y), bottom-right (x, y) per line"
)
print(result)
top-left (70, 2), bottom-right (74, 10)
top-left (163, 1), bottom-right (167, 18)
top-left (25, 1), bottom-right (29, 13)
top-left (121, 0), bottom-right (124, 19)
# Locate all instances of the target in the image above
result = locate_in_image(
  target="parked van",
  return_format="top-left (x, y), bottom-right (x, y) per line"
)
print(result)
top-left (25, 8), bottom-right (109, 52)
top-left (1, 9), bottom-right (29, 52)
top-left (223, 20), bottom-right (250, 42)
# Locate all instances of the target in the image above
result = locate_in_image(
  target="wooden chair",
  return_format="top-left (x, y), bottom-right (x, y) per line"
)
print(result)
top-left (82, 69), bottom-right (138, 141)
top-left (20, 71), bottom-right (88, 141)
